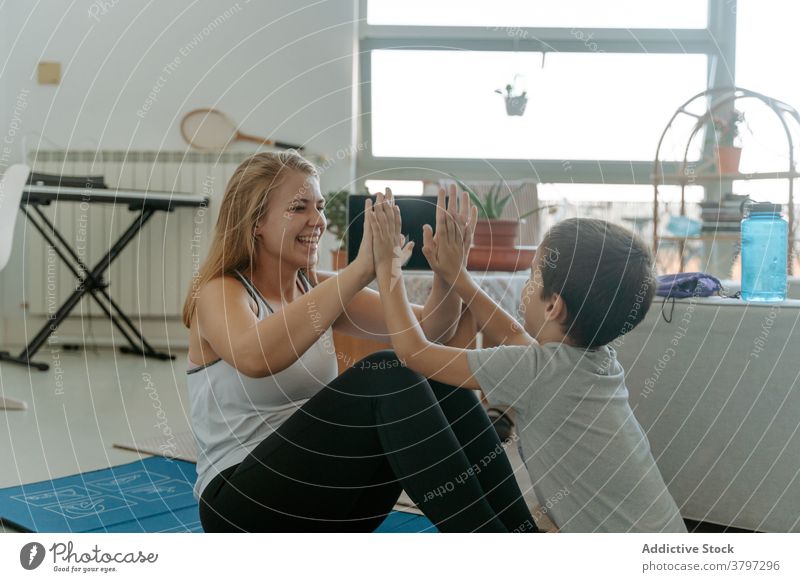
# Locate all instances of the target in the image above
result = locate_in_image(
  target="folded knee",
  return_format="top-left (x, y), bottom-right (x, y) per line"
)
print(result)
top-left (353, 350), bottom-right (424, 379)
top-left (354, 350), bottom-right (408, 372)
top-left (344, 350), bottom-right (427, 393)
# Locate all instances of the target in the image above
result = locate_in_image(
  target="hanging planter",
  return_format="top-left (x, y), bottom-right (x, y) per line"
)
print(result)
top-left (504, 95), bottom-right (528, 116)
top-left (496, 83), bottom-right (528, 117)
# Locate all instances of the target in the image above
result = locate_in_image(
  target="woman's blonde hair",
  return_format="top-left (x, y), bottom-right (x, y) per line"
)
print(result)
top-left (182, 151), bottom-right (318, 328)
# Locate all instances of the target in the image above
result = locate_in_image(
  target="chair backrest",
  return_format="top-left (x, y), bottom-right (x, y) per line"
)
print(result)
top-left (0, 164), bottom-right (31, 272)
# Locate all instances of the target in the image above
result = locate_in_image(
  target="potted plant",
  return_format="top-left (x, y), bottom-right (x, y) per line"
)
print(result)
top-left (324, 190), bottom-right (349, 270)
top-left (451, 177), bottom-right (554, 248)
top-left (712, 108), bottom-right (745, 174)
top-left (495, 83), bottom-right (528, 117)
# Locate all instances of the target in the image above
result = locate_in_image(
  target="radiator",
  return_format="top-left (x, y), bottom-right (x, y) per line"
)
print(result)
top-left (24, 150), bottom-right (250, 319)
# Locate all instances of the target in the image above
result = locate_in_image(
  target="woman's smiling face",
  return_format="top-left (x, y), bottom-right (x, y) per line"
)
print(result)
top-left (254, 170), bottom-right (327, 269)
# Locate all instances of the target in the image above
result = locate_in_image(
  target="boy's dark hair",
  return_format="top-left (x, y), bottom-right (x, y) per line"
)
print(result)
top-left (537, 218), bottom-right (655, 348)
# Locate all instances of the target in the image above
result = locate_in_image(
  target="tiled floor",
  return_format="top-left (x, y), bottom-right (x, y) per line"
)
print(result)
top-left (0, 345), bottom-right (549, 533)
top-left (0, 346), bottom-right (750, 533)
top-left (0, 346), bottom-right (192, 532)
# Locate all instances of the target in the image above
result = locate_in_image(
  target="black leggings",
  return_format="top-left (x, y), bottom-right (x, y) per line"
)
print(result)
top-left (199, 350), bottom-right (537, 533)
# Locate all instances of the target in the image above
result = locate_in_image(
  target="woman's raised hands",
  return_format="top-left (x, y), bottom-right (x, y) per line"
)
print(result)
top-left (367, 188), bottom-right (414, 282)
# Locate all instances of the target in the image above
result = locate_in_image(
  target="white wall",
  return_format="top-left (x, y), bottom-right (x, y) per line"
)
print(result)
top-left (0, 0), bottom-right (358, 335)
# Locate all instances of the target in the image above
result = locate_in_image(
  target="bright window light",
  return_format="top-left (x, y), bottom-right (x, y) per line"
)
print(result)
top-left (364, 180), bottom-right (424, 196)
top-left (535, 184), bottom-right (704, 243)
top-left (733, 180), bottom-right (793, 205)
top-left (538, 183), bottom-right (703, 203)
top-left (367, 0), bottom-right (707, 29)
top-left (736, 0), bottom-right (800, 173)
top-left (370, 50), bottom-right (707, 161)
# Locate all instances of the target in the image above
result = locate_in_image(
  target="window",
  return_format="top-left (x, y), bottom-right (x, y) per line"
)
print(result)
top-left (364, 179), bottom-right (424, 196)
top-left (367, 0), bottom-right (707, 29)
top-left (537, 183), bottom-right (704, 243)
top-left (736, 0), bottom-right (800, 173)
top-left (359, 0), bottom-right (724, 189)
top-left (371, 50), bottom-right (707, 161)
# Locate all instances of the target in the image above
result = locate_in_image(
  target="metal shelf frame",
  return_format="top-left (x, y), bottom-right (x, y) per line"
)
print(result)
top-left (652, 86), bottom-right (800, 273)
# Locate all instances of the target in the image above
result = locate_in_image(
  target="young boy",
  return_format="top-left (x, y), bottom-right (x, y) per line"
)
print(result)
top-left (367, 193), bottom-right (686, 533)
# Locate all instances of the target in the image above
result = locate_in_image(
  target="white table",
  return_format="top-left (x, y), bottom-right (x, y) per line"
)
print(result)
top-left (372, 270), bottom-right (531, 323)
top-left (616, 296), bottom-right (800, 531)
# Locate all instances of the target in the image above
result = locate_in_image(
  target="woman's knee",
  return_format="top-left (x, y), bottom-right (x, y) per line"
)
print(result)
top-left (339, 350), bottom-right (428, 396)
top-left (353, 350), bottom-right (416, 376)
top-left (353, 349), bottom-right (403, 369)
top-left (429, 378), bottom-right (481, 407)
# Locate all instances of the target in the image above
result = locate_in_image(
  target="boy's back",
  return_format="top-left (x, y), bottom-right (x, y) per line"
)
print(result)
top-left (468, 341), bottom-right (687, 533)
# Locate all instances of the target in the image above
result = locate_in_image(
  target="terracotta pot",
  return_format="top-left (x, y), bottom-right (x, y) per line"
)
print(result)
top-left (467, 245), bottom-right (536, 272)
top-left (473, 219), bottom-right (520, 248)
top-left (331, 248), bottom-right (348, 270)
top-left (715, 146), bottom-right (742, 174)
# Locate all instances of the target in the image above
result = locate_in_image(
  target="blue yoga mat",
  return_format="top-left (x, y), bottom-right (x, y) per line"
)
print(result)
top-left (374, 511), bottom-right (437, 533)
top-left (0, 456), bottom-right (436, 533)
top-left (0, 457), bottom-right (201, 533)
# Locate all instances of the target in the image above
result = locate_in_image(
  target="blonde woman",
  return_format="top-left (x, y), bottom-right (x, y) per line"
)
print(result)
top-left (184, 152), bottom-right (535, 533)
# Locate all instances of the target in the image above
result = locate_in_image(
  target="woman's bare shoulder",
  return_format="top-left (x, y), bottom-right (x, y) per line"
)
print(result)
top-left (195, 275), bottom-right (258, 316)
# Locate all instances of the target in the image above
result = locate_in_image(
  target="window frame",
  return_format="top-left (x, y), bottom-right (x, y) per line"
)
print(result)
top-left (357, 0), bottom-right (737, 189)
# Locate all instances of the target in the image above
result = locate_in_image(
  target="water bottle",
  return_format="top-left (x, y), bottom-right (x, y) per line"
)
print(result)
top-left (740, 201), bottom-right (787, 301)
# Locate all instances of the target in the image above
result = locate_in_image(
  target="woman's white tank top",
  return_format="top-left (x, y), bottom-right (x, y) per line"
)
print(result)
top-left (187, 270), bottom-right (338, 500)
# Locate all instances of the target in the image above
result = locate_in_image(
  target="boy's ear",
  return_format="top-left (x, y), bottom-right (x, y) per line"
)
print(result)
top-left (544, 293), bottom-right (569, 324)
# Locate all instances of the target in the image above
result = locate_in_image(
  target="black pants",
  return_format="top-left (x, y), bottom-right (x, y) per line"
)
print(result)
top-left (199, 350), bottom-right (537, 533)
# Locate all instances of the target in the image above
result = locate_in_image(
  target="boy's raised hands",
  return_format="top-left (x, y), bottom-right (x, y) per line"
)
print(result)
top-left (422, 184), bottom-right (478, 285)
top-left (365, 185), bottom-right (477, 289)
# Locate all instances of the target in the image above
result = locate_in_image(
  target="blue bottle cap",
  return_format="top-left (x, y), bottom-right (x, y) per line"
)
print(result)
top-left (744, 202), bottom-right (782, 215)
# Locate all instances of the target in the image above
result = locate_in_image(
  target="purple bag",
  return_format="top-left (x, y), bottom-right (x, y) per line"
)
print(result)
top-left (656, 272), bottom-right (722, 299)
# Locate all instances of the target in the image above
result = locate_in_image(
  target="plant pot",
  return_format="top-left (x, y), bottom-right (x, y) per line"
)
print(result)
top-left (331, 248), bottom-right (348, 271)
top-left (715, 146), bottom-right (742, 174)
top-left (467, 245), bottom-right (536, 272)
top-left (473, 219), bottom-right (520, 248)
top-left (505, 95), bottom-right (527, 116)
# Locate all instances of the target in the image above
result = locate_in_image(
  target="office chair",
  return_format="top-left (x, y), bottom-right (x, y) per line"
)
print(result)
top-left (0, 164), bottom-right (31, 410)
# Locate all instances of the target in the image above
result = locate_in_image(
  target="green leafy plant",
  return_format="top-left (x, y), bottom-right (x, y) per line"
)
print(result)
top-left (324, 190), bottom-right (349, 249)
top-left (450, 176), bottom-right (555, 220)
top-left (705, 108), bottom-right (746, 148)
top-left (495, 83), bottom-right (527, 100)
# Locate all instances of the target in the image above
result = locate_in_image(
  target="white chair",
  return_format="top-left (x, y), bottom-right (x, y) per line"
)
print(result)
top-left (0, 163), bottom-right (31, 410)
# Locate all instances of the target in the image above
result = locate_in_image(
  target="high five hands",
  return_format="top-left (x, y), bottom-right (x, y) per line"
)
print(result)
top-left (423, 185), bottom-right (478, 285)
top-left (364, 185), bottom-right (477, 287)
top-left (366, 189), bottom-right (414, 286)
